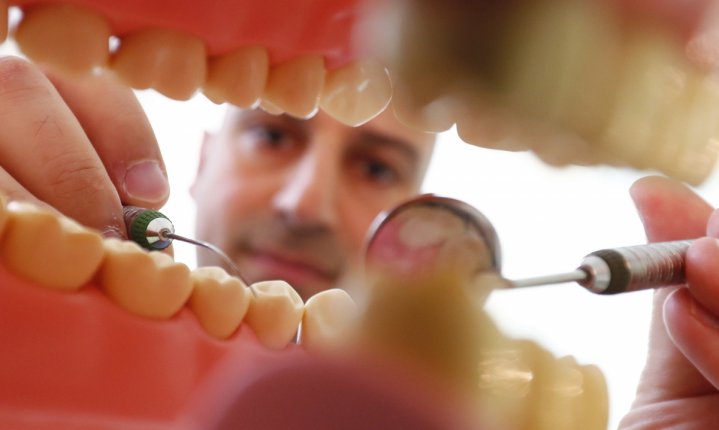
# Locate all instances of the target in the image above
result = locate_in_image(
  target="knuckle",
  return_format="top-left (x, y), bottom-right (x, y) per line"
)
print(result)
top-left (44, 151), bottom-right (107, 199)
top-left (0, 56), bottom-right (46, 97)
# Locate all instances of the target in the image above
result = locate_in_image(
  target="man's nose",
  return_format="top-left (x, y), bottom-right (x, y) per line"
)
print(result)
top-left (273, 153), bottom-right (338, 227)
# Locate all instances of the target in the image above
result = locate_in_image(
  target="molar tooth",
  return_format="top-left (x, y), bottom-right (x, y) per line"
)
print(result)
top-left (301, 289), bottom-right (357, 353)
top-left (111, 29), bottom-right (206, 101)
top-left (14, 4), bottom-right (111, 75)
top-left (0, 202), bottom-right (104, 291)
top-left (499, 0), bottom-right (620, 139)
top-left (100, 239), bottom-right (192, 319)
top-left (320, 59), bottom-right (391, 126)
top-left (204, 46), bottom-right (269, 108)
top-left (189, 266), bottom-right (252, 339)
top-left (600, 31), bottom-right (688, 171)
top-left (261, 55), bottom-right (325, 119)
top-left (649, 73), bottom-right (719, 185)
top-left (244, 280), bottom-right (304, 350)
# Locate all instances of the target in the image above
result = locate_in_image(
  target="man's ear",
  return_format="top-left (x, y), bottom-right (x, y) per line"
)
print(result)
top-left (190, 131), bottom-right (214, 198)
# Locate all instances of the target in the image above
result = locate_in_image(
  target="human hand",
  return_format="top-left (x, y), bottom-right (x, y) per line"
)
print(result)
top-left (619, 176), bottom-right (719, 429)
top-left (0, 55), bottom-right (169, 237)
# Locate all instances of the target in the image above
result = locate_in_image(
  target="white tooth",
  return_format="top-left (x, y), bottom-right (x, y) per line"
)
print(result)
top-left (301, 289), bottom-right (357, 353)
top-left (0, 202), bottom-right (104, 291)
top-left (600, 30), bottom-right (688, 170)
top-left (14, 4), bottom-right (111, 75)
top-left (456, 104), bottom-right (528, 152)
top-left (189, 266), bottom-right (252, 339)
top-left (244, 280), bottom-right (304, 350)
top-left (499, 0), bottom-right (620, 139)
top-left (649, 72), bottom-right (719, 185)
top-left (111, 28), bottom-right (206, 100)
top-left (262, 55), bottom-right (325, 119)
top-left (204, 46), bottom-right (269, 108)
top-left (320, 59), bottom-right (391, 126)
top-left (100, 239), bottom-right (192, 319)
top-left (258, 99), bottom-right (285, 115)
top-left (391, 83), bottom-right (456, 133)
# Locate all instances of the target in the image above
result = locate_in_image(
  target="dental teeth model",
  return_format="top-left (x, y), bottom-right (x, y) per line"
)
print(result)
top-left (367, 0), bottom-right (719, 184)
top-left (4, 0), bottom-right (719, 182)
top-left (0, 197), bottom-right (608, 429)
top-left (0, 0), bottom-right (703, 427)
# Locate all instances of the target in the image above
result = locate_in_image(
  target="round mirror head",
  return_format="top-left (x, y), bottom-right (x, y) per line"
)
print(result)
top-left (365, 195), bottom-right (501, 280)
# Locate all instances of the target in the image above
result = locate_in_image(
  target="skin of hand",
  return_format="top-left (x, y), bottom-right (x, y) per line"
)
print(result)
top-left (619, 176), bottom-right (719, 429)
top-left (0, 56), bottom-right (169, 237)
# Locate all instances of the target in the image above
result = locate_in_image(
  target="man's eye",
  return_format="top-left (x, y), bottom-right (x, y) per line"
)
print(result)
top-left (358, 157), bottom-right (400, 185)
top-left (248, 126), bottom-right (292, 149)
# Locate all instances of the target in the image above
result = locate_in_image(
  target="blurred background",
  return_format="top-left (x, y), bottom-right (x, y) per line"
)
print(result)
top-left (125, 89), bottom-right (719, 430)
top-left (4, 26), bottom-right (719, 429)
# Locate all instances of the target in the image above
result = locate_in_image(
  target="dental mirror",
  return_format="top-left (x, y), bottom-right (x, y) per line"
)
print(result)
top-left (365, 195), bottom-right (502, 281)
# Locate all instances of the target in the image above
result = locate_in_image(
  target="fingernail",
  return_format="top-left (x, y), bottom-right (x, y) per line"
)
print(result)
top-left (123, 161), bottom-right (169, 204)
top-left (101, 225), bottom-right (124, 240)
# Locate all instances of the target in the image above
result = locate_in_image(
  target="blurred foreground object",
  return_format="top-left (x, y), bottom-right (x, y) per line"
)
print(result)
top-left (361, 195), bottom-right (609, 430)
top-left (361, 0), bottom-right (719, 184)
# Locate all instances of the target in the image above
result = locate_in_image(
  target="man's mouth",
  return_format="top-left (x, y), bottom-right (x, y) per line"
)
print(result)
top-left (242, 248), bottom-right (339, 292)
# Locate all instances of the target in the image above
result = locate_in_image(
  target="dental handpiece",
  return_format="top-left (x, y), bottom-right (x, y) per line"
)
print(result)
top-left (121, 206), bottom-right (247, 283)
top-left (512, 240), bottom-right (693, 294)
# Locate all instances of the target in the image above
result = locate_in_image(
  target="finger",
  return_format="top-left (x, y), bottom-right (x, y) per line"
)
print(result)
top-left (0, 165), bottom-right (52, 210)
top-left (686, 237), bottom-right (719, 317)
top-left (46, 70), bottom-right (170, 209)
top-left (0, 56), bottom-right (123, 235)
top-left (629, 176), bottom-right (712, 242)
top-left (629, 176), bottom-right (714, 404)
top-left (664, 287), bottom-right (719, 393)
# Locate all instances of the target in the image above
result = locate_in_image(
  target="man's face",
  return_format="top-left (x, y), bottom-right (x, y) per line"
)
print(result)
top-left (191, 108), bottom-right (436, 300)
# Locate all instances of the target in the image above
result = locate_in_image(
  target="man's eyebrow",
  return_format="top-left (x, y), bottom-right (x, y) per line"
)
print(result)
top-left (355, 130), bottom-right (420, 164)
top-left (232, 110), bottom-right (307, 129)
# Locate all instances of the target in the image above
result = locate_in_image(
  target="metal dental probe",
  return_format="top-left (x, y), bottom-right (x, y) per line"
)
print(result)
top-left (122, 206), bottom-right (250, 286)
top-left (511, 240), bottom-right (692, 294)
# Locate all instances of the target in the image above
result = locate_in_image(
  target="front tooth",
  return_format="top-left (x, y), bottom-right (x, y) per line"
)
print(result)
top-left (189, 266), bottom-right (252, 339)
top-left (258, 99), bottom-right (285, 115)
top-left (320, 59), bottom-right (392, 126)
top-left (391, 83), bottom-right (456, 133)
top-left (14, 4), bottom-right (111, 75)
top-left (203, 46), bottom-right (269, 107)
top-left (244, 280), bottom-right (304, 350)
top-left (261, 55), bottom-right (325, 119)
top-left (111, 29), bottom-right (206, 101)
top-left (456, 104), bottom-right (528, 152)
top-left (99, 239), bottom-right (192, 319)
top-left (301, 289), bottom-right (357, 353)
top-left (0, 202), bottom-right (104, 291)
